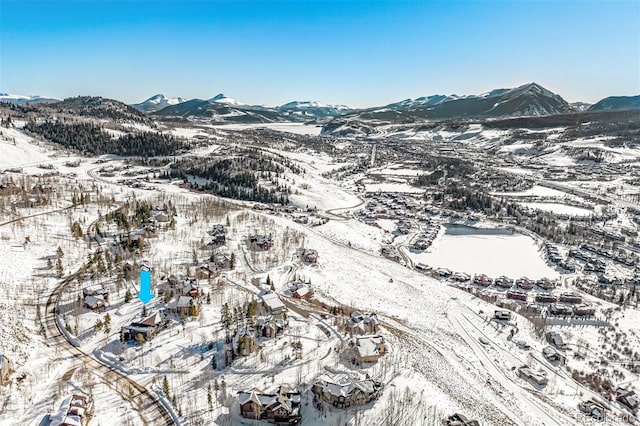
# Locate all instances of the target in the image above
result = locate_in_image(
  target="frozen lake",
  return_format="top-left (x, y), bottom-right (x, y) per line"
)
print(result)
top-left (411, 224), bottom-right (559, 279)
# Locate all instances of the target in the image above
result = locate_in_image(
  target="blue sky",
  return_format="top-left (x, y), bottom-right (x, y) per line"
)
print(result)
top-left (1, 0), bottom-right (638, 107)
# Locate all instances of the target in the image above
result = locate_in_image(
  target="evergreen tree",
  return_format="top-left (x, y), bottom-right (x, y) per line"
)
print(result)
top-left (163, 376), bottom-right (170, 397)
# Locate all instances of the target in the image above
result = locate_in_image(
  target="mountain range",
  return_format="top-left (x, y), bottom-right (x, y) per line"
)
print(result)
top-left (3, 84), bottom-right (639, 125)
top-left (0, 93), bottom-right (60, 105)
top-left (587, 95), bottom-right (640, 112)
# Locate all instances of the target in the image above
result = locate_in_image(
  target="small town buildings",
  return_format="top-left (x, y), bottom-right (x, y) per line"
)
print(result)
top-left (238, 385), bottom-right (301, 425)
top-left (312, 374), bottom-right (383, 409)
top-left (352, 335), bottom-right (386, 363)
top-left (0, 354), bottom-right (13, 386)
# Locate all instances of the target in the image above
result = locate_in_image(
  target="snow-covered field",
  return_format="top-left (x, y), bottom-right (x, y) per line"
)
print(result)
top-left (521, 202), bottom-right (593, 217)
top-left (211, 122), bottom-right (323, 135)
top-left (364, 182), bottom-right (423, 194)
top-left (411, 232), bottom-right (559, 279)
top-left (493, 184), bottom-right (575, 199)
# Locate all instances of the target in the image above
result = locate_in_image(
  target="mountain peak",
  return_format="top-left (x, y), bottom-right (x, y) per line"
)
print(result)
top-left (209, 93), bottom-right (244, 106)
top-left (131, 94), bottom-right (186, 112)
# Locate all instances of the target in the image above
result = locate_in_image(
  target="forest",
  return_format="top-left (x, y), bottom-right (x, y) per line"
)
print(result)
top-left (25, 120), bottom-right (188, 157)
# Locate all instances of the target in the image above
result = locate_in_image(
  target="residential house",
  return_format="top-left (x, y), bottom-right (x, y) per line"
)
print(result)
top-left (207, 234), bottom-right (226, 246)
top-left (546, 331), bottom-right (567, 350)
top-left (238, 385), bottom-right (301, 425)
top-left (292, 286), bottom-right (313, 300)
top-left (83, 295), bottom-right (107, 312)
top-left (196, 262), bottom-right (221, 280)
top-left (535, 293), bottom-right (557, 304)
top-left (518, 366), bottom-right (548, 386)
top-left (150, 207), bottom-right (171, 224)
top-left (573, 305), bottom-right (596, 317)
top-left (578, 400), bottom-right (605, 421)
top-left (121, 312), bottom-right (164, 342)
top-left (348, 312), bottom-right (379, 335)
top-left (82, 285), bottom-right (109, 303)
top-left (168, 295), bottom-right (199, 317)
top-left (549, 304), bottom-right (572, 316)
top-left (617, 387), bottom-right (639, 411)
top-left (300, 249), bottom-right (319, 265)
top-left (559, 292), bottom-right (582, 304)
top-left (0, 354), bottom-right (13, 386)
top-left (542, 346), bottom-right (566, 364)
top-left (249, 234), bottom-right (273, 250)
top-left (506, 290), bottom-right (527, 302)
top-left (256, 316), bottom-right (288, 338)
top-left (353, 335), bottom-right (386, 364)
top-left (49, 393), bottom-right (94, 426)
top-left (444, 413), bottom-right (481, 426)
top-left (208, 224), bottom-right (225, 236)
top-left (213, 251), bottom-right (233, 269)
top-left (312, 374), bottom-right (383, 409)
top-left (159, 275), bottom-right (202, 299)
top-left (493, 310), bottom-right (512, 321)
top-left (259, 291), bottom-right (287, 314)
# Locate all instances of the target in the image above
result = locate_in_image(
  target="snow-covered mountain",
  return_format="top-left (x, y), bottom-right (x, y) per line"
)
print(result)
top-left (131, 94), bottom-right (187, 113)
top-left (209, 93), bottom-right (244, 106)
top-left (338, 83), bottom-right (576, 123)
top-left (277, 100), bottom-right (353, 118)
top-left (0, 93), bottom-right (60, 104)
top-left (587, 95), bottom-right (640, 112)
top-left (570, 102), bottom-right (592, 112)
top-left (152, 98), bottom-right (286, 124)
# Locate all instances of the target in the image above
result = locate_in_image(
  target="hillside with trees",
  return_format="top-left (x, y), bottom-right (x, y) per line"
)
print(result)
top-left (25, 120), bottom-right (188, 156)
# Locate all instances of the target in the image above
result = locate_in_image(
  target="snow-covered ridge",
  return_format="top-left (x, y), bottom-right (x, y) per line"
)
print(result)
top-left (279, 100), bottom-right (351, 110)
top-left (0, 93), bottom-right (60, 104)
